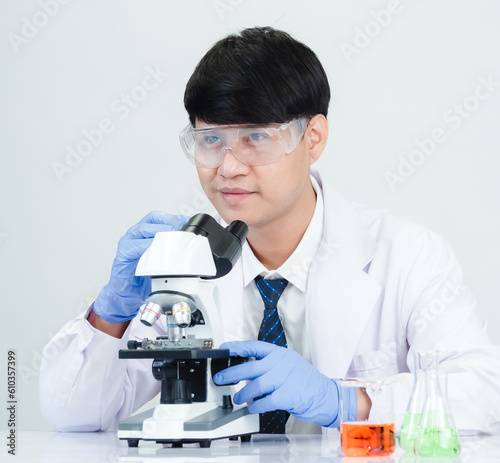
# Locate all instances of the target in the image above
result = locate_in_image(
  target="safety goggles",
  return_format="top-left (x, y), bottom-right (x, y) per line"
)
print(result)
top-left (179, 118), bottom-right (308, 168)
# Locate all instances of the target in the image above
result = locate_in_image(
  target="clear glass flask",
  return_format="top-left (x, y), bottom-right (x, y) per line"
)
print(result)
top-left (399, 351), bottom-right (425, 452)
top-left (414, 350), bottom-right (461, 457)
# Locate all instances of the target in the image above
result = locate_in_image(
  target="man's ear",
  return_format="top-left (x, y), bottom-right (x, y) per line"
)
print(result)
top-left (304, 114), bottom-right (328, 165)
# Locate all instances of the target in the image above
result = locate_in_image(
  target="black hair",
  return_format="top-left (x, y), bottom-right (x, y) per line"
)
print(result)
top-left (183, 26), bottom-right (330, 126)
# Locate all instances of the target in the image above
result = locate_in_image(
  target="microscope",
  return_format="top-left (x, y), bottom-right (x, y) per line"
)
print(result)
top-left (117, 214), bottom-right (259, 448)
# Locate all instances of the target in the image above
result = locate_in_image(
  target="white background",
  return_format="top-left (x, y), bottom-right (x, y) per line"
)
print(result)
top-left (1, 0), bottom-right (499, 432)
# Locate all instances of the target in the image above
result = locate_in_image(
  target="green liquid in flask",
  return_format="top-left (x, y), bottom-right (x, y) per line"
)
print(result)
top-left (415, 426), bottom-right (461, 457)
top-left (399, 412), bottom-right (421, 452)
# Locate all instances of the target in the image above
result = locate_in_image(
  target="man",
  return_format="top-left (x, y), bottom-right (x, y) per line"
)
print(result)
top-left (40, 27), bottom-right (500, 434)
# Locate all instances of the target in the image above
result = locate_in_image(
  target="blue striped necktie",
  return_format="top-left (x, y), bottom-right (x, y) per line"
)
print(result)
top-left (254, 275), bottom-right (290, 434)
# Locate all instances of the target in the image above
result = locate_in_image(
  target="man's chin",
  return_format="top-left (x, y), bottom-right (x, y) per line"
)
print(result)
top-left (216, 206), bottom-right (254, 228)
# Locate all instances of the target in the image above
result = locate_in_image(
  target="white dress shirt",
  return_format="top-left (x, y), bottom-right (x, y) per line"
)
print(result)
top-left (239, 175), bottom-right (324, 434)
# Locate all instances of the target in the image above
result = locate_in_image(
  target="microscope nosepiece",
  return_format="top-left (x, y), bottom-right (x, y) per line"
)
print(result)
top-left (141, 301), bottom-right (163, 327)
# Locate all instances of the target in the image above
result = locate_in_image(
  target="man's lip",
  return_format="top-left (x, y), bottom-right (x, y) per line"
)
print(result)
top-left (218, 188), bottom-right (255, 204)
top-left (219, 188), bottom-right (253, 194)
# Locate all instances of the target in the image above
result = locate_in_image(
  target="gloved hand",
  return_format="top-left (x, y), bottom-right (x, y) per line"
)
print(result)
top-left (93, 211), bottom-right (189, 323)
top-left (213, 340), bottom-right (357, 428)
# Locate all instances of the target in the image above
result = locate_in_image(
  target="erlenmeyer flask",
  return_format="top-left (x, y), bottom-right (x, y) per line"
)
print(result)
top-left (399, 351), bottom-right (425, 452)
top-left (414, 350), bottom-right (461, 457)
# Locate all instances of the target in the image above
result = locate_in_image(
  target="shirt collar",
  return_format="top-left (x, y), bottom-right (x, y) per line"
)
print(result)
top-left (242, 174), bottom-right (324, 292)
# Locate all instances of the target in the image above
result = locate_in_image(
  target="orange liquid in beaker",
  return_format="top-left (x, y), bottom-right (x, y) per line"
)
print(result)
top-left (340, 421), bottom-right (396, 457)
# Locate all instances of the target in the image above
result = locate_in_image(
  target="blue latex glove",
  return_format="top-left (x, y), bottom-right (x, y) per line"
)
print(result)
top-left (213, 340), bottom-right (357, 428)
top-left (93, 211), bottom-right (189, 323)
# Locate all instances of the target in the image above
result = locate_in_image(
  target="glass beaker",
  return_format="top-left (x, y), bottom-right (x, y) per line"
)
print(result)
top-left (399, 351), bottom-right (426, 452)
top-left (414, 351), bottom-right (461, 457)
top-left (339, 379), bottom-right (396, 457)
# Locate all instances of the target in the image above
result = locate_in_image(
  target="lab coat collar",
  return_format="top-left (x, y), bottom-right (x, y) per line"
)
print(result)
top-left (311, 169), bottom-right (378, 271)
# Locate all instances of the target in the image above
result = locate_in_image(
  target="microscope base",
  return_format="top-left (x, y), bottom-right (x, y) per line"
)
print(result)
top-left (117, 402), bottom-right (259, 448)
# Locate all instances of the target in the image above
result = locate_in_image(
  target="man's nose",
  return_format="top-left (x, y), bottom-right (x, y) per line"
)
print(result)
top-left (218, 146), bottom-right (249, 176)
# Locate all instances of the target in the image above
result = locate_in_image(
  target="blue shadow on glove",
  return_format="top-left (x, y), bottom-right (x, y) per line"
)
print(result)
top-left (213, 340), bottom-right (357, 428)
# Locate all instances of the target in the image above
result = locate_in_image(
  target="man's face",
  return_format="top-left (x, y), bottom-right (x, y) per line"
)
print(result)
top-left (195, 119), bottom-right (318, 232)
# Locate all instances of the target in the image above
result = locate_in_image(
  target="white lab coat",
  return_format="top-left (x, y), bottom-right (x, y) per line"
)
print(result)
top-left (39, 170), bottom-right (500, 433)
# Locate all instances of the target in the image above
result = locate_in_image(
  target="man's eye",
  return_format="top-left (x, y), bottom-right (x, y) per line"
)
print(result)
top-left (248, 131), bottom-right (273, 142)
top-left (204, 135), bottom-right (221, 145)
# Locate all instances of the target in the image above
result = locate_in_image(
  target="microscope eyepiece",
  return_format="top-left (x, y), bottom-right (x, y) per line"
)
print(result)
top-left (181, 213), bottom-right (248, 279)
top-left (226, 220), bottom-right (248, 243)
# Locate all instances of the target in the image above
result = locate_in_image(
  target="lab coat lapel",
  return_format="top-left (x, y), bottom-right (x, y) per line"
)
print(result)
top-left (307, 172), bottom-right (382, 378)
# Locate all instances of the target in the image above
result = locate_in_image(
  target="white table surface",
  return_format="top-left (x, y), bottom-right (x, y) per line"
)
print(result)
top-left (4, 430), bottom-right (500, 463)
